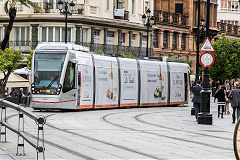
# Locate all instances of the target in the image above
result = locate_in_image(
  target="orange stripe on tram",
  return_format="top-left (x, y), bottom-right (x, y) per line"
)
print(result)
top-left (32, 99), bottom-right (76, 104)
top-left (95, 104), bottom-right (118, 109)
top-left (120, 103), bottom-right (137, 107)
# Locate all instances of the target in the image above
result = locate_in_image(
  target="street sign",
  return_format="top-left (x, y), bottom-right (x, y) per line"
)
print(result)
top-left (199, 37), bottom-right (215, 52)
top-left (199, 51), bottom-right (215, 67)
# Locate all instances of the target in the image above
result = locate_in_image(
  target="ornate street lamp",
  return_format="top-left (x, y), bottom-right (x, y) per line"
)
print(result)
top-left (198, 0), bottom-right (212, 125)
top-left (142, 8), bottom-right (155, 57)
top-left (58, 0), bottom-right (75, 43)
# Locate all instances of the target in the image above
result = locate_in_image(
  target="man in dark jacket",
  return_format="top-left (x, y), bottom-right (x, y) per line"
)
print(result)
top-left (229, 85), bottom-right (240, 123)
top-left (192, 80), bottom-right (202, 121)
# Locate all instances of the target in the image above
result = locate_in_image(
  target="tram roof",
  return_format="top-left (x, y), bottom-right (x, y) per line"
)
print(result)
top-left (35, 43), bottom-right (89, 52)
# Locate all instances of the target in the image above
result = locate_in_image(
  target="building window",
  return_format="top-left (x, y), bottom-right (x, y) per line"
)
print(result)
top-left (142, 35), bottom-right (147, 48)
top-left (163, 31), bottom-right (168, 49)
top-left (221, 0), bottom-right (239, 11)
top-left (14, 27), bottom-right (30, 44)
top-left (93, 30), bottom-right (100, 44)
top-left (42, 27), bottom-right (72, 42)
top-left (106, 0), bottom-right (109, 10)
top-left (107, 31), bottom-right (114, 45)
top-left (16, 4), bottom-right (23, 12)
top-left (175, 3), bottom-right (183, 14)
top-left (82, 28), bottom-right (88, 43)
top-left (181, 34), bottom-right (185, 51)
top-left (0, 27), bottom-right (2, 41)
top-left (172, 33), bottom-right (177, 50)
top-left (43, 0), bottom-right (54, 9)
top-left (132, 0), bottom-right (135, 14)
top-left (121, 33), bottom-right (125, 45)
top-left (13, 26), bottom-right (30, 50)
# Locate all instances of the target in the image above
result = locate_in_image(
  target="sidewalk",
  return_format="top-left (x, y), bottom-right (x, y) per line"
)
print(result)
top-left (0, 95), bottom-right (237, 160)
top-left (0, 148), bottom-right (14, 160)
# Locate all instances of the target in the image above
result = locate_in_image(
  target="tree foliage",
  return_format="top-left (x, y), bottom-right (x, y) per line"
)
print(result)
top-left (210, 35), bottom-right (240, 81)
top-left (0, 47), bottom-right (23, 98)
top-left (26, 50), bottom-right (34, 70)
top-left (1, 0), bottom-right (42, 50)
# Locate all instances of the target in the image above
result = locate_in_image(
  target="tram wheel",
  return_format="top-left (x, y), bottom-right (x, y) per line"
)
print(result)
top-left (233, 118), bottom-right (240, 159)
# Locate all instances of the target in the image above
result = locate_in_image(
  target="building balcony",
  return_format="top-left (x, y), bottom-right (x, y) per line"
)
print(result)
top-left (5, 41), bottom-right (150, 57)
top-left (154, 10), bottom-right (189, 27)
top-left (40, 2), bottom-right (84, 15)
top-left (217, 22), bottom-right (239, 36)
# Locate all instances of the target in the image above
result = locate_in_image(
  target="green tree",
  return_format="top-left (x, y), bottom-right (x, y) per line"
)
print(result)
top-left (0, 47), bottom-right (23, 98)
top-left (1, 0), bottom-right (41, 50)
top-left (210, 35), bottom-right (240, 81)
top-left (26, 50), bottom-right (34, 70)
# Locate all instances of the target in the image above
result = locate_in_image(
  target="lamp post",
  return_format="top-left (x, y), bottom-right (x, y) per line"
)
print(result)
top-left (195, 0), bottom-right (201, 81)
top-left (198, 0), bottom-right (212, 125)
top-left (58, 0), bottom-right (75, 44)
top-left (142, 8), bottom-right (155, 57)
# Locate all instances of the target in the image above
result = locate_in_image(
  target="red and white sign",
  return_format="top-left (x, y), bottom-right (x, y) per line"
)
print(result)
top-left (199, 37), bottom-right (215, 52)
top-left (199, 52), bottom-right (215, 67)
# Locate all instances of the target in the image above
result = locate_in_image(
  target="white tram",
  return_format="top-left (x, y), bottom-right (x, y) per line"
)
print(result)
top-left (31, 43), bottom-right (190, 110)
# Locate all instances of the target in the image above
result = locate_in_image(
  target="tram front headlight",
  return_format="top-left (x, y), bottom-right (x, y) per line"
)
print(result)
top-left (31, 83), bottom-right (35, 94)
top-left (56, 84), bottom-right (62, 95)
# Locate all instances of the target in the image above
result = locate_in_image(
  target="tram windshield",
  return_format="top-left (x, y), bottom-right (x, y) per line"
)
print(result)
top-left (34, 52), bottom-right (66, 89)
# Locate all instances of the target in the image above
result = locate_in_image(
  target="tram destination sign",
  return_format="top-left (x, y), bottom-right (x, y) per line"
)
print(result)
top-left (199, 51), bottom-right (215, 67)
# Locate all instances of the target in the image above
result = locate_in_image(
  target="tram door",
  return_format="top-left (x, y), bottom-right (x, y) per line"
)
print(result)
top-left (62, 61), bottom-right (77, 109)
top-left (184, 73), bottom-right (188, 102)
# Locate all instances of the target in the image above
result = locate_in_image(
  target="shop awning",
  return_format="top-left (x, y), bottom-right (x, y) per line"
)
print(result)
top-left (0, 72), bottom-right (30, 88)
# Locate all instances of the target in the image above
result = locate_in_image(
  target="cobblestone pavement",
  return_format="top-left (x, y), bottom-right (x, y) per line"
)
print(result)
top-left (0, 97), bottom-right (237, 160)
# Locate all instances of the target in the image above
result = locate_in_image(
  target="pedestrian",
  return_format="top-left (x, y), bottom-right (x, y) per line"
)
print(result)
top-left (229, 84), bottom-right (240, 123)
top-left (192, 80), bottom-right (202, 121)
top-left (214, 85), bottom-right (227, 118)
top-left (9, 88), bottom-right (16, 97)
top-left (18, 88), bottom-right (24, 104)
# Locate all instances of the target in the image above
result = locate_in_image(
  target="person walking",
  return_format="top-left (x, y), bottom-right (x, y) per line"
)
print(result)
top-left (192, 80), bottom-right (202, 121)
top-left (215, 85), bottom-right (227, 118)
top-left (229, 84), bottom-right (240, 123)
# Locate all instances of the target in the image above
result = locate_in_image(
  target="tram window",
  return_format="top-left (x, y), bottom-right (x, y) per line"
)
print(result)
top-left (63, 62), bottom-right (76, 93)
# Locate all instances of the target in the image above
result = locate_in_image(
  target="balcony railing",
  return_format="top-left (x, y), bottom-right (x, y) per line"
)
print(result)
top-left (154, 10), bottom-right (188, 27)
top-left (172, 13), bottom-right (178, 24)
top-left (217, 22), bottom-right (239, 35)
top-left (6, 41), bottom-right (151, 57)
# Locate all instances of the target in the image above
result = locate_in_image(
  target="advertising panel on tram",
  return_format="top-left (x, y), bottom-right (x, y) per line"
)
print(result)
top-left (138, 60), bottom-right (168, 106)
top-left (76, 52), bottom-right (94, 109)
top-left (168, 62), bottom-right (189, 104)
top-left (93, 55), bottom-right (119, 109)
top-left (118, 58), bottom-right (138, 107)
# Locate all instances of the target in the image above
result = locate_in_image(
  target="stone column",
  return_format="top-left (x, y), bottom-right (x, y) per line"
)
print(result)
top-left (139, 32), bottom-right (142, 57)
top-left (188, 34), bottom-right (194, 51)
top-left (75, 25), bottom-right (82, 45)
top-left (150, 33), bottom-right (153, 57)
top-left (128, 31), bottom-right (132, 47)
top-left (169, 31), bottom-right (173, 50)
top-left (177, 32), bottom-right (182, 51)
top-left (103, 28), bottom-right (108, 53)
top-left (31, 24), bottom-right (39, 50)
top-left (185, 34), bottom-right (189, 51)
top-left (117, 29), bottom-right (122, 55)
top-left (90, 27), bottom-right (95, 52)
top-left (158, 30), bottom-right (163, 50)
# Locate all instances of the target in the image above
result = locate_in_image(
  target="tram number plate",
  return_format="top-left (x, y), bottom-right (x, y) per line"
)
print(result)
top-left (40, 89), bottom-right (50, 93)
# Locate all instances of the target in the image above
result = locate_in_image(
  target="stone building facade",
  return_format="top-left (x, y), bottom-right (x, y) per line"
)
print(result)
top-left (153, 0), bottom-right (218, 75)
top-left (0, 0), bottom-right (155, 57)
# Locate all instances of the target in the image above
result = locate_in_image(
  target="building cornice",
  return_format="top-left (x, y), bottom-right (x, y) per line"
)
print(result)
top-left (0, 14), bottom-right (150, 32)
